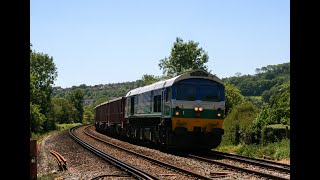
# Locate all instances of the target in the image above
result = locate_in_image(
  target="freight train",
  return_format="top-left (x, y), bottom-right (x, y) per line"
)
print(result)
top-left (94, 69), bottom-right (225, 150)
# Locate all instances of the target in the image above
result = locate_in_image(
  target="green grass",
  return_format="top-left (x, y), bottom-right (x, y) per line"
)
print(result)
top-left (31, 123), bottom-right (83, 140)
top-left (31, 131), bottom-right (56, 141)
top-left (55, 123), bottom-right (82, 131)
top-left (215, 138), bottom-right (290, 161)
top-left (38, 173), bottom-right (61, 180)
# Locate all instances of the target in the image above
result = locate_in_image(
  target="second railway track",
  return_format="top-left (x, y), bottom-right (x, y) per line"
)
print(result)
top-left (186, 151), bottom-right (290, 179)
top-left (70, 124), bottom-right (290, 179)
top-left (208, 150), bottom-right (290, 172)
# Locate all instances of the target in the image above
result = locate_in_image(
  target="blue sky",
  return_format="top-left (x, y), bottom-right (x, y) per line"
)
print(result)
top-left (31, 0), bottom-right (290, 88)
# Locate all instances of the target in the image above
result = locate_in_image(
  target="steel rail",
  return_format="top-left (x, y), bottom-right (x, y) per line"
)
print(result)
top-left (69, 126), bottom-right (159, 180)
top-left (188, 154), bottom-right (290, 180)
top-left (209, 150), bottom-right (290, 169)
top-left (83, 125), bottom-right (213, 180)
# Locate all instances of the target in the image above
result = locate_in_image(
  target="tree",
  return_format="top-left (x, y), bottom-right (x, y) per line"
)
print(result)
top-left (83, 106), bottom-right (94, 124)
top-left (30, 50), bottom-right (57, 114)
top-left (30, 46), bottom-right (58, 132)
top-left (141, 74), bottom-right (161, 85)
top-left (225, 82), bottom-right (245, 114)
top-left (251, 81), bottom-right (290, 143)
top-left (158, 37), bottom-right (209, 77)
top-left (67, 88), bottom-right (84, 123)
top-left (223, 62), bottom-right (290, 96)
top-left (30, 103), bottom-right (46, 133)
top-left (50, 98), bottom-right (77, 124)
top-left (268, 80), bottom-right (290, 125)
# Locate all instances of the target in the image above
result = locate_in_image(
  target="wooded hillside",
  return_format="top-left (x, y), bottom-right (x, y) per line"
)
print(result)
top-left (53, 62), bottom-right (290, 107)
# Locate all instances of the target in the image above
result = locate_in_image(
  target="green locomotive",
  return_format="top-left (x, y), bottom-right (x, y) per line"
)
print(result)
top-left (95, 69), bottom-right (225, 150)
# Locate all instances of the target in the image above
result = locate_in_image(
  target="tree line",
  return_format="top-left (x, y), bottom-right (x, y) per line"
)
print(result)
top-left (222, 62), bottom-right (289, 99)
top-left (30, 44), bottom-right (89, 135)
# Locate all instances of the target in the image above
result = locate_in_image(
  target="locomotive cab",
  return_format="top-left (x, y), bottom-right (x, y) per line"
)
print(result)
top-left (169, 77), bottom-right (225, 149)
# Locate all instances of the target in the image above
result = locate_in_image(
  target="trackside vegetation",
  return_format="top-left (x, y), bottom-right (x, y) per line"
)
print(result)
top-left (31, 123), bottom-right (82, 141)
top-left (216, 138), bottom-right (290, 161)
top-left (218, 65), bottom-right (290, 160)
top-left (30, 44), bottom-right (90, 138)
top-left (31, 37), bottom-right (290, 162)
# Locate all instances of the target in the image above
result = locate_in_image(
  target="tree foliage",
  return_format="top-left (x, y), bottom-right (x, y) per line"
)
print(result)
top-left (223, 62), bottom-right (289, 97)
top-left (225, 82), bottom-right (245, 114)
top-left (158, 37), bottom-right (209, 77)
top-left (141, 74), bottom-right (161, 86)
top-left (245, 96), bottom-right (264, 108)
top-left (222, 101), bottom-right (261, 145)
top-left (255, 63), bottom-right (290, 75)
top-left (83, 107), bottom-right (94, 124)
top-left (30, 103), bottom-right (46, 133)
top-left (30, 45), bottom-right (58, 133)
top-left (50, 98), bottom-right (77, 124)
top-left (261, 83), bottom-right (283, 103)
top-left (251, 81), bottom-right (290, 142)
top-left (67, 88), bottom-right (85, 123)
top-left (84, 96), bottom-right (112, 115)
top-left (30, 51), bottom-right (58, 114)
top-left (267, 80), bottom-right (290, 125)
top-left (53, 80), bottom-right (145, 104)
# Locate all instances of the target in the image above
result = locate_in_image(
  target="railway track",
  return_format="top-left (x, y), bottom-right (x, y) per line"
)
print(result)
top-left (82, 125), bottom-right (213, 180)
top-left (70, 124), bottom-right (290, 179)
top-left (209, 150), bottom-right (290, 172)
top-left (69, 126), bottom-right (158, 180)
top-left (188, 151), bottom-right (290, 180)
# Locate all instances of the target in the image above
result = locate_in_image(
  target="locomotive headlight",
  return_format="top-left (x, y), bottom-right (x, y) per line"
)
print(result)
top-left (199, 107), bottom-right (203, 111)
top-left (175, 111), bottom-right (179, 116)
top-left (194, 106), bottom-right (199, 111)
top-left (217, 113), bottom-right (221, 117)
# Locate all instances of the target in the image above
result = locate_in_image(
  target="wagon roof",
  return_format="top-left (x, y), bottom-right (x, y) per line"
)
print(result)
top-left (94, 96), bottom-right (123, 109)
top-left (125, 69), bottom-right (223, 97)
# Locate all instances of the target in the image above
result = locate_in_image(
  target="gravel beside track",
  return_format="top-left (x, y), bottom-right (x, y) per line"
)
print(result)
top-left (37, 130), bottom-right (133, 179)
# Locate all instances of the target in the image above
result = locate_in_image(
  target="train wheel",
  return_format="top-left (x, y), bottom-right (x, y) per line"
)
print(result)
top-left (211, 135), bottom-right (222, 149)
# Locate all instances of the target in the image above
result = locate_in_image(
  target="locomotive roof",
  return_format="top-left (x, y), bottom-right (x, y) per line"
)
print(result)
top-left (126, 69), bottom-right (223, 97)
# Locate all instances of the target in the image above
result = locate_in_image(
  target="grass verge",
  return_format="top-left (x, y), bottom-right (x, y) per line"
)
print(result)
top-left (215, 138), bottom-right (290, 162)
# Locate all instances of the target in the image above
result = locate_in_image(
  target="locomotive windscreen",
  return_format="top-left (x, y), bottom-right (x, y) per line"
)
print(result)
top-left (174, 79), bottom-right (225, 102)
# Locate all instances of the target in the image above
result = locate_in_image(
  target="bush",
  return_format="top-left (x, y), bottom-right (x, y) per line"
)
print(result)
top-left (261, 124), bottom-right (290, 144)
top-left (222, 101), bottom-right (261, 145)
top-left (225, 82), bottom-right (245, 115)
